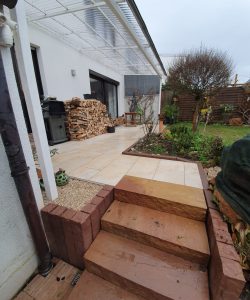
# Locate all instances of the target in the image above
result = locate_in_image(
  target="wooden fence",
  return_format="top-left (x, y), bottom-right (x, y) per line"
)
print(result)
top-left (161, 87), bottom-right (248, 122)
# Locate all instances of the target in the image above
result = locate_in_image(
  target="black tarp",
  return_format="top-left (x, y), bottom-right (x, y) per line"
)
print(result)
top-left (216, 135), bottom-right (250, 223)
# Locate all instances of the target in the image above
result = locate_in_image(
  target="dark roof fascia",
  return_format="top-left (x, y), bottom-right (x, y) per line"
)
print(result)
top-left (126, 0), bottom-right (167, 77)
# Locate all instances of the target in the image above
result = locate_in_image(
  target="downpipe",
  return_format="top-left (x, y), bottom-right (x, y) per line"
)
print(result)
top-left (0, 5), bottom-right (53, 276)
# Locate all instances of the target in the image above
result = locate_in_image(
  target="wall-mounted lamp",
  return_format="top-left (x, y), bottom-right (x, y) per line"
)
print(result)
top-left (71, 69), bottom-right (76, 77)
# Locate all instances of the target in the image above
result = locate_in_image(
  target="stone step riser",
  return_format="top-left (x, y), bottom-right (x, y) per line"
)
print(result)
top-left (102, 219), bottom-right (209, 267)
top-left (84, 231), bottom-right (210, 300)
top-left (102, 201), bottom-right (210, 267)
top-left (115, 176), bottom-right (207, 222)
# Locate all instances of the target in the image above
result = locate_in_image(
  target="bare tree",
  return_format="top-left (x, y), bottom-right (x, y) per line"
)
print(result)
top-left (129, 89), bottom-right (157, 137)
top-left (139, 93), bottom-right (158, 136)
top-left (167, 47), bottom-right (233, 131)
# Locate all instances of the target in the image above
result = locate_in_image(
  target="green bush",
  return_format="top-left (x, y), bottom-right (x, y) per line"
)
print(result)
top-left (170, 125), bottom-right (195, 153)
top-left (166, 125), bottom-right (224, 165)
top-left (193, 135), bottom-right (224, 165)
top-left (164, 104), bottom-right (179, 123)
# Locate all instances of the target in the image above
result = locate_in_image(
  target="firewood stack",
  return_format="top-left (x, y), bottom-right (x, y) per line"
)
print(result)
top-left (64, 97), bottom-right (112, 140)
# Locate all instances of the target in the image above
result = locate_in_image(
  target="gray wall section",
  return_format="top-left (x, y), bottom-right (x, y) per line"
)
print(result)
top-left (0, 138), bottom-right (38, 300)
top-left (125, 75), bottom-right (160, 96)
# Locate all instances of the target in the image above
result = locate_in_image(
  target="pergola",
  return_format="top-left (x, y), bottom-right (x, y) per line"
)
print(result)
top-left (1, 0), bottom-right (166, 204)
top-left (24, 0), bottom-right (166, 77)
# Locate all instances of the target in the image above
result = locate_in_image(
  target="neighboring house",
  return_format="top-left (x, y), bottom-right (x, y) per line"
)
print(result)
top-left (0, 1), bottom-right (166, 299)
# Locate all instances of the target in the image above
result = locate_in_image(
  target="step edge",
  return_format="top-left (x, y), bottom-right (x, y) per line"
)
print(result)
top-left (114, 190), bottom-right (206, 221)
top-left (85, 258), bottom-right (179, 300)
top-left (114, 188), bottom-right (207, 210)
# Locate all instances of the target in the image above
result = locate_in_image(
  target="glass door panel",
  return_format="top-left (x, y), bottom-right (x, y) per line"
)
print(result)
top-left (90, 74), bottom-right (118, 118)
top-left (105, 82), bottom-right (118, 118)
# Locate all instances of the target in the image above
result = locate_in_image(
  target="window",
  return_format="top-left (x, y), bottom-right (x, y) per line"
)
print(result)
top-left (89, 71), bottom-right (119, 118)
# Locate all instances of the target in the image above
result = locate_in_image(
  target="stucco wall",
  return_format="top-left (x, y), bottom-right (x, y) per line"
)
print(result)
top-left (28, 25), bottom-right (125, 116)
top-left (0, 138), bottom-right (38, 300)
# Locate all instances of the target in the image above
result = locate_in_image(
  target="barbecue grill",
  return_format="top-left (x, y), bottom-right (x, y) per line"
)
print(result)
top-left (42, 98), bottom-right (68, 145)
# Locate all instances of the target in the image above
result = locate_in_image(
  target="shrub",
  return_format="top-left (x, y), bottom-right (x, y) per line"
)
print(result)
top-left (164, 104), bottom-right (179, 124)
top-left (162, 124), bottom-right (224, 165)
top-left (194, 135), bottom-right (224, 165)
top-left (170, 125), bottom-right (195, 153)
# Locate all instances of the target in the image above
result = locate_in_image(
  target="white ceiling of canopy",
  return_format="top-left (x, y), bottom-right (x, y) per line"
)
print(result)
top-left (24, 0), bottom-right (166, 77)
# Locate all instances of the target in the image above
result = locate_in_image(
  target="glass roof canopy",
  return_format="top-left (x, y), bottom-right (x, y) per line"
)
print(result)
top-left (24, 0), bottom-right (166, 77)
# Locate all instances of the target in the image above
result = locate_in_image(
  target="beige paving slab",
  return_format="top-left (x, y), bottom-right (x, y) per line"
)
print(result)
top-left (184, 162), bottom-right (203, 188)
top-left (83, 154), bottom-right (120, 171)
top-left (127, 156), bottom-right (160, 179)
top-left (70, 167), bottom-right (99, 180)
top-left (90, 157), bottom-right (138, 186)
top-left (153, 159), bottom-right (185, 185)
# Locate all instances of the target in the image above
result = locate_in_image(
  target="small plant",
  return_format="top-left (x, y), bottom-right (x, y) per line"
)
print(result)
top-left (152, 144), bottom-right (165, 154)
top-left (220, 104), bottom-right (234, 124)
top-left (220, 103), bottom-right (234, 113)
top-left (170, 125), bottom-right (195, 153)
top-left (201, 106), bottom-right (213, 132)
top-left (164, 104), bottom-right (179, 124)
top-left (162, 128), bottom-right (172, 140)
top-left (193, 135), bottom-right (224, 166)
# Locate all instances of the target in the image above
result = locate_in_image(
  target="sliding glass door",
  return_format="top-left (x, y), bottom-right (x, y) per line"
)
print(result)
top-left (105, 82), bottom-right (118, 118)
top-left (90, 73), bottom-right (118, 118)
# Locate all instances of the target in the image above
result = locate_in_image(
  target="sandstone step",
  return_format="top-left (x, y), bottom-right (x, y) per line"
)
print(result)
top-left (84, 231), bottom-right (210, 300)
top-left (67, 271), bottom-right (145, 300)
top-left (115, 175), bottom-right (207, 221)
top-left (102, 201), bottom-right (210, 266)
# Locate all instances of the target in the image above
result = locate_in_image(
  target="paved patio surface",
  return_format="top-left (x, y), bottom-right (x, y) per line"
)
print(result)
top-left (52, 126), bottom-right (203, 188)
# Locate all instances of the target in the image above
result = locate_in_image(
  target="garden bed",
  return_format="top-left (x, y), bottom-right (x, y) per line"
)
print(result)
top-left (122, 138), bottom-right (191, 162)
top-left (123, 125), bottom-right (224, 168)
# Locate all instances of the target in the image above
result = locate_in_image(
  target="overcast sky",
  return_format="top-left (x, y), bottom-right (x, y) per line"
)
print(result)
top-left (135, 0), bottom-right (250, 83)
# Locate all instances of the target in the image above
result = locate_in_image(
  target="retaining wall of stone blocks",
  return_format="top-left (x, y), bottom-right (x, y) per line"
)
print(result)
top-left (202, 182), bottom-right (246, 299)
top-left (41, 185), bottom-right (114, 269)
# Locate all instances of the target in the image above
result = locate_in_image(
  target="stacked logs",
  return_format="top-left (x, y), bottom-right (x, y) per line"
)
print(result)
top-left (65, 97), bottom-right (112, 140)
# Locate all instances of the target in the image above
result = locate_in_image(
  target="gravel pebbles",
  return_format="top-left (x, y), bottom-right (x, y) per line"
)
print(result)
top-left (43, 178), bottom-right (103, 211)
top-left (204, 166), bottom-right (221, 181)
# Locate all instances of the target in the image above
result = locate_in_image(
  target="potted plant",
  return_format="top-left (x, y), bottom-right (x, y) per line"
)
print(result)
top-left (107, 114), bottom-right (115, 133)
top-left (220, 104), bottom-right (234, 124)
top-left (164, 104), bottom-right (179, 124)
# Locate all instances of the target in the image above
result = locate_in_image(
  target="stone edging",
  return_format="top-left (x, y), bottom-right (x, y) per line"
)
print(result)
top-left (197, 165), bottom-right (246, 299)
top-left (41, 185), bottom-right (114, 270)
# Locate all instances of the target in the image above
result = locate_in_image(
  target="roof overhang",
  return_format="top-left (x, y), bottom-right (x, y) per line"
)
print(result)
top-left (24, 0), bottom-right (166, 77)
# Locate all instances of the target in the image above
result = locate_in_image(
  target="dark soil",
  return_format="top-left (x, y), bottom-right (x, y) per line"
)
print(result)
top-left (131, 133), bottom-right (175, 156)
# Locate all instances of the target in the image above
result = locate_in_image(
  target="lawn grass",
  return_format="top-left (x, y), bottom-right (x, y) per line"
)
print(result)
top-left (175, 122), bottom-right (250, 146)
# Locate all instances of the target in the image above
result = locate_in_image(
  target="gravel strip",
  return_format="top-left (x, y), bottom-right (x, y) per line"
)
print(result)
top-left (43, 178), bottom-right (103, 210)
top-left (204, 166), bottom-right (221, 181)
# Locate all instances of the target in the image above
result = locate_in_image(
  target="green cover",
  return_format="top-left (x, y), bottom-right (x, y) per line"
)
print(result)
top-left (216, 135), bottom-right (250, 224)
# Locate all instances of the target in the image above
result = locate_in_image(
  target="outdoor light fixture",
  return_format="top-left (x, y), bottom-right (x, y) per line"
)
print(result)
top-left (0, 13), bottom-right (17, 47)
top-left (71, 69), bottom-right (76, 77)
top-left (0, 13), bottom-right (17, 30)
top-left (0, 0), bottom-right (18, 9)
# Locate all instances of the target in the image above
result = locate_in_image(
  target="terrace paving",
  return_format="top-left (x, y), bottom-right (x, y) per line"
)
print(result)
top-left (52, 126), bottom-right (203, 188)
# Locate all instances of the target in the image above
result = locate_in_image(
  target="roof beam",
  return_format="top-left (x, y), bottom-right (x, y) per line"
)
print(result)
top-left (104, 0), bottom-right (161, 77)
top-left (29, 2), bottom-right (106, 21)
top-left (81, 45), bottom-right (138, 51)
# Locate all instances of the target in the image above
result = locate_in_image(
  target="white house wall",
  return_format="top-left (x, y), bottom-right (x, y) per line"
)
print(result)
top-left (28, 25), bottom-right (125, 116)
top-left (0, 138), bottom-right (38, 300)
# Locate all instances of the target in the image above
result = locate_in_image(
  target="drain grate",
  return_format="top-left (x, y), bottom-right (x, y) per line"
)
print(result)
top-left (71, 272), bottom-right (81, 286)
